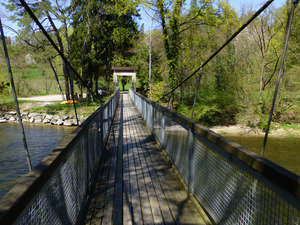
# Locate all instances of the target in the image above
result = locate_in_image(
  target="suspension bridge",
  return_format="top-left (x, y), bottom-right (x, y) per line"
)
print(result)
top-left (0, 0), bottom-right (300, 224)
top-left (0, 88), bottom-right (299, 224)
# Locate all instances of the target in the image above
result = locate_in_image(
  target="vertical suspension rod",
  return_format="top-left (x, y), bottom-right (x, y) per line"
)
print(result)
top-left (0, 18), bottom-right (32, 171)
top-left (261, 0), bottom-right (298, 157)
top-left (191, 64), bottom-right (203, 120)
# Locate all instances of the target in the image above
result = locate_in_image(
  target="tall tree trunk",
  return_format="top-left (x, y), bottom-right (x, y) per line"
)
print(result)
top-left (45, 11), bottom-right (70, 100)
top-left (48, 58), bottom-right (65, 100)
top-left (80, 27), bottom-right (90, 97)
top-left (259, 55), bottom-right (265, 105)
top-left (95, 74), bottom-right (99, 95)
top-left (106, 41), bottom-right (112, 94)
top-left (63, 20), bottom-right (72, 98)
top-left (157, 0), bottom-right (184, 109)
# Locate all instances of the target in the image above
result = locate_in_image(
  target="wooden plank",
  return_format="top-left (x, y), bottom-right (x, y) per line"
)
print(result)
top-left (127, 103), bottom-right (155, 225)
top-left (113, 95), bottom-right (123, 225)
top-left (123, 111), bottom-right (133, 225)
top-left (128, 95), bottom-right (208, 225)
top-left (126, 100), bottom-right (164, 224)
top-left (129, 103), bottom-right (175, 225)
top-left (146, 131), bottom-right (208, 225)
top-left (125, 104), bottom-right (143, 225)
top-left (83, 93), bottom-right (212, 225)
top-left (123, 98), bottom-right (134, 224)
top-left (92, 149), bottom-right (113, 225)
top-left (102, 98), bottom-right (121, 225)
top-left (85, 126), bottom-right (115, 225)
top-left (84, 147), bottom-right (111, 225)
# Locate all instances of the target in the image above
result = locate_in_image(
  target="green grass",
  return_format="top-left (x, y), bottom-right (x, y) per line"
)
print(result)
top-left (30, 100), bottom-right (102, 117)
top-left (0, 92), bottom-right (112, 120)
top-left (279, 124), bottom-right (300, 131)
top-left (118, 79), bottom-right (131, 91)
top-left (21, 69), bottom-right (43, 79)
top-left (0, 96), bottom-right (32, 111)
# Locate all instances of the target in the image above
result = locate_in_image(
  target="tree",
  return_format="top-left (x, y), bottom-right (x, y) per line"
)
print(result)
top-left (70, 0), bottom-right (139, 95)
top-left (3, 0), bottom-right (73, 99)
top-left (245, 5), bottom-right (283, 105)
top-left (154, 0), bottom-right (185, 107)
top-left (151, 0), bottom-right (238, 108)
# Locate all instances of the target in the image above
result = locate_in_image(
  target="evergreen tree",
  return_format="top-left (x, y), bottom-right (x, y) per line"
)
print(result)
top-left (70, 0), bottom-right (139, 95)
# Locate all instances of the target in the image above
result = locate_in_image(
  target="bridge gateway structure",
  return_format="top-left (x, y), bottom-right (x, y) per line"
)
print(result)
top-left (112, 67), bottom-right (137, 92)
top-left (0, 88), bottom-right (299, 224)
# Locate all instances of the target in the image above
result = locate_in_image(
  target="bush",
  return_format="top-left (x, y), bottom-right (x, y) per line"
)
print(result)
top-left (147, 82), bottom-right (168, 102)
top-left (194, 104), bottom-right (223, 127)
top-left (258, 115), bottom-right (269, 132)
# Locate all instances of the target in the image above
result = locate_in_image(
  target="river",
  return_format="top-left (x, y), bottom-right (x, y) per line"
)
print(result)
top-left (0, 122), bottom-right (75, 199)
top-left (223, 134), bottom-right (300, 176)
top-left (1, 123), bottom-right (299, 200)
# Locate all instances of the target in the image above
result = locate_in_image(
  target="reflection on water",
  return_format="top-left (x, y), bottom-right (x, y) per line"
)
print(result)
top-left (0, 122), bottom-right (75, 199)
top-left (223, 135), bottom-right (300, 176)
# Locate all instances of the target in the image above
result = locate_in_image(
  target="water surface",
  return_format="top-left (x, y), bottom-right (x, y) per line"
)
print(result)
top-left (223, 134), bottom-right (300, 175)
top-left (0, 122), bottom-right (75, 198)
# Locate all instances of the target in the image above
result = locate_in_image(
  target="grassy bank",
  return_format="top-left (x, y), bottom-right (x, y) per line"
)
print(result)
top-left (0, 97), bottom-right (108, 119)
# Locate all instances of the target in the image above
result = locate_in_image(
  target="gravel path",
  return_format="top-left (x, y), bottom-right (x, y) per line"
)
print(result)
top-left (19, 95), bottom-right (65, 102)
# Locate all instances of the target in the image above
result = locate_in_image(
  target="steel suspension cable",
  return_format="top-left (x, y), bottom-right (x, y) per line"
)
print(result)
top-left (261, 0), bottom-right (299, 157)
top-left (158, 0), bottom-right (274, 103)
top-left (0, 18), bottom-right (32, 171)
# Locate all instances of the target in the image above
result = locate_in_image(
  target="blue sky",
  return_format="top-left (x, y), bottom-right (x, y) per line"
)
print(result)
top-left (0, 0), bottom-right (288, 37)
top-left (229, 0), bottom-right (286, 10)
top-left (139, 0), bottom-right (288, 32)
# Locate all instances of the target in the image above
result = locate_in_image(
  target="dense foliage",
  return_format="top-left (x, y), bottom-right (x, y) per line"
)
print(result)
top-left (1, 0), bottom-right (300, 128)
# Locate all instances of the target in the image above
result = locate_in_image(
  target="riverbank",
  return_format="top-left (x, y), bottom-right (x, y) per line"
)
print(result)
top-left (211, 124), bottom-right (300, 137)
top-left (0, 110), bottom-right (85, 126)
top-left (0, 95), bottom-right (97, 126)
top-left (0, 100), bottom-right (86, 126)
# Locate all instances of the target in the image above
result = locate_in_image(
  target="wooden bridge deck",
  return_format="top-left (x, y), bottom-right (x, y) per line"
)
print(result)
top-left (82, 93), bottom-right (211, 225)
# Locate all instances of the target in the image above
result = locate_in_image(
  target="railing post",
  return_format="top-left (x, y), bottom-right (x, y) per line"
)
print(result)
top-left (149, 103), bottom-right (154, 132)
top-left (110, 99), bottom-right (113, 123)
top-left (188, 128), bottom-right (195, 193)
top-left (161, 113), bottom-right (166, 149)
top-left (143, 99), bottom-right (146, 119)
top-left (84, 131), bottom-right (90, 195)
top-left (99, 111), bottom-right (104, 151)
top-left (107, 101), bottom-right (110, 129)
top-left (95, 116), bottom-right (99, 154)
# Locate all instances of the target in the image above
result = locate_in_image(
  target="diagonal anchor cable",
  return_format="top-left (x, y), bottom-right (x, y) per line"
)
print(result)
top-left (0, 18), bottom-right (32, 171)
top-left (157, 0), bottom-right (275, 103)
top-left (261, 0), bottom-right (299, 156)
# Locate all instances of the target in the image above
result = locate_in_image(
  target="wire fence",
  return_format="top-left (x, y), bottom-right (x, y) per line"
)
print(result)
top-left (130, 88), bottom-right (300, 225)
top-left (0, 89), bottom-right (120, 225)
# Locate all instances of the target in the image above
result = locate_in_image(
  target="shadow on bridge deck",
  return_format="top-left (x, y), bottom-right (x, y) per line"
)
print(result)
top-left (81, 93), bottom-right (212, 225)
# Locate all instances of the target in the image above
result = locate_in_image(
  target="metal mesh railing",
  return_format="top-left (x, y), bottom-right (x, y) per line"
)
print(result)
top-left (130, 88), bottom-right (300, 225)
top-left (0, 89), bottom-right (120, 225)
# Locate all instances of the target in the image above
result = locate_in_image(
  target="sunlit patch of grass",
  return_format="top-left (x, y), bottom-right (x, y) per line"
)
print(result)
top-left (280, 124), bottom-right (300, 131)
top-left (29, 98), bottom-right (104, 117)
top-left (0, 96), bottom-right (30, 111)
top-left (1, 92), bottom-right (112, 119)
top-left (21, 69), bottom-right (42, 80)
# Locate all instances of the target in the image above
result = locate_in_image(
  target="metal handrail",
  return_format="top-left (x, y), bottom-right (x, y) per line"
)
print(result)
top-left (130, 88), bottom-right (300, 224)
top-left (0, 89), bottom-right (120, 225)
top-left (131, 89), bottom-right (300, 199)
